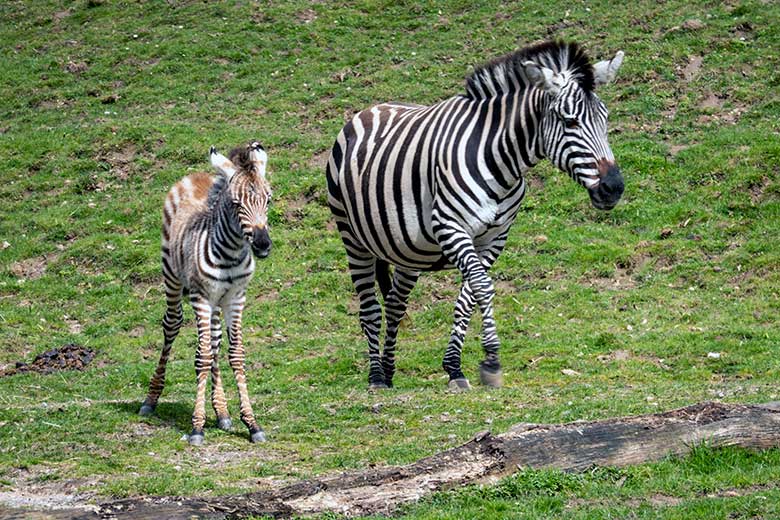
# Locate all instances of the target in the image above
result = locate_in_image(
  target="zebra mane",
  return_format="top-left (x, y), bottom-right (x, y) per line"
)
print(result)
top-left (207, 173), bottom-right (229, 209)
top-left (205, 146), bottom-right (256, 209)
top-left (464, 41), bottom-right (595, 99)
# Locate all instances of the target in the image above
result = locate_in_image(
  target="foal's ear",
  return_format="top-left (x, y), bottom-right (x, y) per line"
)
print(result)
top-left (593, 50), bottom-right (625, 87)
top-left (210, 146), bottom-right (237, 179)
top-left (249, 141), bottom-right (268, 179)
top-left (523, 61), bottom-right (564, 96)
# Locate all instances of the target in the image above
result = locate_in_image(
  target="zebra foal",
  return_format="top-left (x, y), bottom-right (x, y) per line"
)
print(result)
top-left (140, 142), bottom-right (272, 445)
top-left (326, 41), bottom-right (625, 391)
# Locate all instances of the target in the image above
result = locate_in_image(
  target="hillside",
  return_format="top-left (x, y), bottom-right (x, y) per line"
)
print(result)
top-left (1, 1), bottom-right (779, 518)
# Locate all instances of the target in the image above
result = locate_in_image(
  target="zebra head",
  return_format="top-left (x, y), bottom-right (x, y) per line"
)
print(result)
top-left (210, 142), bottom-right (273, 258)
top-left (523, 50), bottom-right (625, 210)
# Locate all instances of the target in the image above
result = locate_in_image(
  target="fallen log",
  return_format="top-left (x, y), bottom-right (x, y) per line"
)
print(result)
top-left (21, 401), bottom-right (780, 519)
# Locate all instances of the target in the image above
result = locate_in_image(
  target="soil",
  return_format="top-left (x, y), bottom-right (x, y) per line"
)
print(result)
top-left (0, 344), bottom-right (95, 377)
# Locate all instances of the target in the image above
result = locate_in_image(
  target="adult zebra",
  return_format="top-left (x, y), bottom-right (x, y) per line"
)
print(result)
top-left (326, 40), bottom-right (625, 390)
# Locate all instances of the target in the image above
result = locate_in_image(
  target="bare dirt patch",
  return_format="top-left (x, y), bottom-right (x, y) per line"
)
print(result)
top-left (0, 465), bottom-right (100, 514)
top-left (699, 92), bottom-right (724, 110)
top-left (9, 252), bottom-right (58, 280)
top-left (295, 8), bottom-right (317, 24)
top-left (749, 176), bottom-right (772, 204)
top-left (282, 188), bottom-right (322, 223)
top-left (681, 55), bottom-right (703, 82)
top-left (97, 144), bottom-right (137, 182)
top-left (307, 149), bottom-right (330, 171)
top-left (64, 60), bottom-right (88, 75)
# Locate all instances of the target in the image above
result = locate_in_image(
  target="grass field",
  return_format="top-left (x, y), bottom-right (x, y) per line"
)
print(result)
top-left (1, 0), bottom-right (779, 518)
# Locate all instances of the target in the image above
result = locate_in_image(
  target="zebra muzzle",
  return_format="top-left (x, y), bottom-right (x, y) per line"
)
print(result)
top-left (250, 226), bottom-right (272, 258)
top-left (588, 162), bottom-right (624, 210)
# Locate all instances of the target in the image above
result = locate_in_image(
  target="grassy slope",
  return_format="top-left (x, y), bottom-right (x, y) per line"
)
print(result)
top-left (0, 0), bottom-right (778, 517)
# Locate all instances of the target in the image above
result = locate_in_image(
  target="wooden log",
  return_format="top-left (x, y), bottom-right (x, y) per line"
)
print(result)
top-left (21, 401), bottom-right (780, 519)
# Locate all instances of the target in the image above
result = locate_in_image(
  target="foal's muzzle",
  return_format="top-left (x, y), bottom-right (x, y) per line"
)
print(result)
top-left (250, 226), bottom-right (272, 258)
top-left (588, 162), bottom-right (624, 210)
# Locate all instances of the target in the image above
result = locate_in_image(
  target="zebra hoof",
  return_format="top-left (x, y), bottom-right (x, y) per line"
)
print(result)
top-left (479, 365), bottom-right (503, 388)
top-left (188, 432), bottom-right (205, 446)
top-left (217, 417), bottom-right (233, 431)
top-left (138, 404), bottom-right (155, 416)
top-left (368, 382), bottom-right (389, 392)
top-left (448, 378), bottom-right (472, 391)
top-left (250, 430), bottom-right (267, 443)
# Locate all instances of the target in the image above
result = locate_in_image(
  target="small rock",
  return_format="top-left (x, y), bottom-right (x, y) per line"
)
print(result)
top-left (370, 403), bottom-right (383, 414)
top-left (613, 349), bottom-right (630, 361)
top-left (561, 368), bottom-right (581, 377)
top-left (682, 19), bottom-right (705, 30)
top-left (1, 241), bottom-right (9, 249)
top-left (659, 228), bottom-right (673, 239)
top-left (533, 235), bottom-right (548, 245)
top-left (707, 352), bottom-right (721, 359)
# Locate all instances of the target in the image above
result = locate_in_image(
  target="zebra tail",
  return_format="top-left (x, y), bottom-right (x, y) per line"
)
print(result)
top-left (375, 259), bottom-right (392, 301)
top-left (375, 258), bottom-right (413, 327)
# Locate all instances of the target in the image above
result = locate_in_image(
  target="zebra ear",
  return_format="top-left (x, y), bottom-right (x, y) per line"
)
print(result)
top-left (593, 51), bottom-right (625, 87)
top-left (522, 61), bottom-right (562, 96)
top-left (210, 146), bottom-right (237, 179)
top-left (248, 142), bottom-right (268, 179)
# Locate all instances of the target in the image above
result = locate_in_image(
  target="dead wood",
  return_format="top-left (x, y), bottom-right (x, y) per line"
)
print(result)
top-left (11, 401), bottom-right (780, 519)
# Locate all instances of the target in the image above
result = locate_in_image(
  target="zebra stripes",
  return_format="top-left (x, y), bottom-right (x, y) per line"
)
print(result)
top-left (140, 142), bottom-right (272, 445)
top-left (326, 41), bottom-right (625, 390)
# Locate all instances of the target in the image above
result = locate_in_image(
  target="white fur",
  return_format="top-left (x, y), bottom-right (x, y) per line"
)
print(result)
top-left (249, 147), bottom-right (268, 178)
top-left (209, 146), bottom-right (237, 179)
top-left (593, 51), bottom-right (625, 86)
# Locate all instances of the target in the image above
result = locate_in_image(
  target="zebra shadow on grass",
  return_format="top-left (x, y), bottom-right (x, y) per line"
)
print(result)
top-left (110, 400), bottom-right (253, 442)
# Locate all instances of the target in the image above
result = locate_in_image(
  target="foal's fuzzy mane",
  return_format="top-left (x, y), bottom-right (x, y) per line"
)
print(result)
top-left (206, 146), bottom-right (263, 208)
top-left (464, 40), bottom-right (594, 98)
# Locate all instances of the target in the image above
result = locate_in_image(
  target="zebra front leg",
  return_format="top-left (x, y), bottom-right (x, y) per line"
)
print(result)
top-left (443, 282), bottom-right (477, 390)
top-left (140, 287), bottom-right (183, 416)
top-left (436, 226), bottom-right (503, 388)
top-left (188, 295), bottom-right (214, 446)
top-left (348, 255), bottom-right (386, 389)
top-left (443, 251), bottom-right (502, 390)
top-left (209, 309), bottom-right (232, 431)
top-left (381, 268), bottom-right (420, 388)
top-left (226, 296), bottom-right (265, 443)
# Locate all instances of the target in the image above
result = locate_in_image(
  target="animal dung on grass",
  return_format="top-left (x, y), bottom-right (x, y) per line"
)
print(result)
top-left (1, 344), bottom-right (95, 377)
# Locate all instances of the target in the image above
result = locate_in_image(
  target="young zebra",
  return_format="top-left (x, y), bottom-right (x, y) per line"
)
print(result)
top-left (326, 41), bottom-right (625, 391)
top-left (140, 141), bottom-right (272, 445)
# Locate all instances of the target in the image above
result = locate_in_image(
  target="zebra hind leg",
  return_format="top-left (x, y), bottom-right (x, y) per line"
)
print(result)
top-left (140, 285), bottom-right (183, 415)
top-left (347, 254), bottom-right (387, 389)
top-left (381, 267), bottom-right (419, 388)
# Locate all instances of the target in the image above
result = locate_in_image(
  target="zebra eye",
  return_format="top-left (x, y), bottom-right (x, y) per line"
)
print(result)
top-left (564, 117), bottom-right (579, 129)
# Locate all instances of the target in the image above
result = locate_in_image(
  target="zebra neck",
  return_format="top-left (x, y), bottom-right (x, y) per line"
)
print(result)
top-left (477, 92), bottom-right (545, 192)
top-left (207, 197), bottom-right (248, 264)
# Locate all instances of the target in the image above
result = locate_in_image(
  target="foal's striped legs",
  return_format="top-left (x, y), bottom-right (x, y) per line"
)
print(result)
top-left (188, 294), bottom-right (215, 446)
top-left (139, 285), bottom-right (183, 415)
top-left (225, 295), bottom-right (265, 443)
top-left (209, 310), bottom-right (232, 431)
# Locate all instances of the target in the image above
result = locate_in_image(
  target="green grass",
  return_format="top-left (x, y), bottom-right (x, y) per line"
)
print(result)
top-left (1, 0), bottom-right (779, 517)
